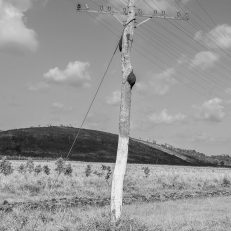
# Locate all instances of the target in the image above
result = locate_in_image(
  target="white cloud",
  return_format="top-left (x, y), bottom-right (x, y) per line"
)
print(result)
top-left (0, 0), bottom-right (39, 53)
top-left (106, 90), bottom-right (121, 105)
top-left (135, 82), bottom-right (147, 92)
top-left (148, 68), bottom-right (176, 95)
top-left (44, 61), bottom-right (91, 88)
top-left (25, 82), bottom-right (49, 92)
top-left (51, 102), bottom-right (73, 113)
top-left (194, 24), bottom-right (231, 49)
top-left (189, 51), bottom-right (220, 70)
top-left (148, 109), bottom-right (186, 125)
top-left (193, 98), bottom-right (225, 122)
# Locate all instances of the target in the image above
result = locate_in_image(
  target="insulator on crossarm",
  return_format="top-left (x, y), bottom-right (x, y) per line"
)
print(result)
top-left (107, 6), bottom-right (111, 11)
top-left (138, 9), bottom-right (142, 14)
top-left (162, 11), bottom-right (165, 15)
top-left (100, 5), bottom-right (103, 11)
top-left (153, 10), bottom-right (157, 14)
top-left (77, 4), bottom-right (81, 10)
top-left (177, 12), bottom-right (181, 17)
top-left (123, 8), bottom-right (126, 13)
top-left (185, 13), bottom-right (189, 19)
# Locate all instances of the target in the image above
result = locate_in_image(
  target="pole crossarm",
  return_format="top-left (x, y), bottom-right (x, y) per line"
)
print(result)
top-left (136, 13), bottom-right (189, 20)
top-left (76, 9), bottom-right (189, 22)
top-left (76, 9), bottom-right (128, 15)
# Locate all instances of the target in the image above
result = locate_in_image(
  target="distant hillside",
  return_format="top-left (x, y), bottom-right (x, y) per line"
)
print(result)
top-left (0, 126), bottom-right (220, 167)
top-left (0, 126), bottom-right (197, 166)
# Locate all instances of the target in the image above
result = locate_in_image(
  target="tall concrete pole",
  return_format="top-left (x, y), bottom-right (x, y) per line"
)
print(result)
top-left (110, 0), bottom-right (135, 223)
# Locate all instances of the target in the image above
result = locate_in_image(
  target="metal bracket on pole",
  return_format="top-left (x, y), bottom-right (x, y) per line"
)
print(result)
top-left (135, 17), bottom-right (152, 28)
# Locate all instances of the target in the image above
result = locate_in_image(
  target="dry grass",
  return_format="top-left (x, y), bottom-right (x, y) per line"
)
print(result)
top-left (0, 196), bottom-right (231, 230)
top-left (1, 161), bottom-right (231, 202)
top-left (1, 161), bottom-right (231, 230)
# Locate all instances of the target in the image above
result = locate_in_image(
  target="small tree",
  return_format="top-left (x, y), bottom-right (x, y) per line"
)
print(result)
top-left (34, 165), bottom-right (42, 175)
top-left (0, 157), bottom-right (13, 175)
top-left (105, 166), bottom-right (112, 180)
top-left (142, 166), bottom-right (150, 178)
top-left (85, 165), bottom-right (92, 177)
top-left (55, 157), bottom-right (65, 174)
top-left (26, 158), bottom-right (34, 173)
top-left (64, 163), bottom-right (73, 176)
top-left (43, 165), bottom-right (50, 175)
top-left (18, 164), bottom-right (26, 174)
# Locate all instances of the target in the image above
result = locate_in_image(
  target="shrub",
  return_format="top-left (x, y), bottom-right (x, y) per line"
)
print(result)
top-left (18, 164), bottom-right (26, 174)
top-left (142, 166), bottom-right (150, 178)
top-left (85, 165), bottom-right (92, 177)
top-left (223, 176), bottom-right (230, 186)
top-left (43, 165), bottom-right (50, 175)
top-left (26, 158), bottom-right (34, 173)
top-left (64, 163), bottom-right (73, 176)
top-left (34, 165), bottom-right (42, 175)
top-left (0, 156), bottom-right (13, 175)
top-left (105, 166), bottom-right (112, 180)
top-left (101, 165), bottom-right (107, 171)
top-left (93, 170), bottom-right (104, 177)
top-left (55, 157), bottom-right (65, 174)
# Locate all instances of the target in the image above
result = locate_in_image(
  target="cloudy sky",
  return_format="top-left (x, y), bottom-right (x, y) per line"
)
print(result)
top-left (1, 0), bottom-right (231, 156)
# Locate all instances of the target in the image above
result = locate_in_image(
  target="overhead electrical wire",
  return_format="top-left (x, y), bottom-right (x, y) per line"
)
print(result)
top-left (70, 0), bottom-right (231, 107)
top-left (82, 4), bottom-right (231, 110)
top-left (143, 1), bottom-right (231, 77)
top-left (179, 0), bottom-right (231, 50)
top-left (87, 0), bottom-right (231, 108)
top-left (173, 0), bottom-right (231, 63)
top-left (137, 26), bottom-right (231, 93)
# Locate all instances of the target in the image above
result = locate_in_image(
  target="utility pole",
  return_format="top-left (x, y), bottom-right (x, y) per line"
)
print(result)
top-left (76, 1), bottom-right (188, 224)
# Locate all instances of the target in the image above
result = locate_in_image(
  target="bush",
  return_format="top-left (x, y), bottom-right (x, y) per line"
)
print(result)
top-left (18, 163), bottom-right (26, 174)
top-left (142, 166), bottom-right (150, 178)
top-left (105, 166), bottom-right (112, 180)
top-left (93, 170), bottom-right (104, 178)
top-left (64, 163), bottom-right (73, 176)
top-left (55, 157), bottom-right (65, 174)
top-left (85, 165), bottom-right (92, 177)
top-left (43, 165), bottom-right (50, 175)
top-left (26, 158), bottom-right (34, 173)
top-left (34, 165), bottom-right (42, 175)
top-left (223, 176), bottom-right (230, 186)
top-left (0, 156), bottom-right (13, 175)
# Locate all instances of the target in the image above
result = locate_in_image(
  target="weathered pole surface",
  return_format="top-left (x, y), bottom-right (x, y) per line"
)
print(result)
top-left (110, 0), bottom-right (135, 223)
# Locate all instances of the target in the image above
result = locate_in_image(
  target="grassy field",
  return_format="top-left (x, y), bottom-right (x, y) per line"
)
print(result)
top-left (1, 196), bottom-right (231, 230)
top-left (1, 160), bottom-right (231, 202)
top-left (0, 160), bottom-right (231, 230)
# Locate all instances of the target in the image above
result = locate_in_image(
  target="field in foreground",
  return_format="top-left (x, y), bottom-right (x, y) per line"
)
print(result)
top-left (1, 160), bottom-right (231, 203)
top-left (1, 196), bottom-right (231, 230)
top-left (1, 160), bottom-right (231, 230)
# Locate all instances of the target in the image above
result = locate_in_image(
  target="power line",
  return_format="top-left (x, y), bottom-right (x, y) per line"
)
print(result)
top-left (81, 2), bottom-right (231, 110)
top-left (143, 0), bottom-right (231, 77)
top-left (137, 25), bottom-right (231, 92)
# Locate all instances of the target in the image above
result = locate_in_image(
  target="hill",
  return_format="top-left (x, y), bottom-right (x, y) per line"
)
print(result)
top-left (0, 126), bottom-right (218, 166)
